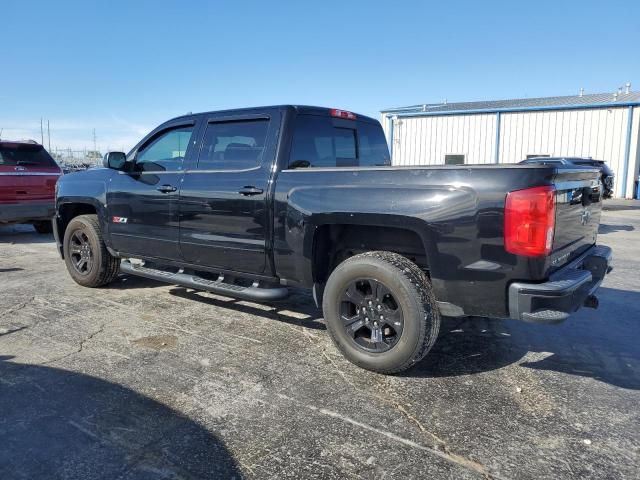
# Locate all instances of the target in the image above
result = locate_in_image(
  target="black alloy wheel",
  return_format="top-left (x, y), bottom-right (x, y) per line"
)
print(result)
top-left (340, 278), bottom-right (404, 353)
top-left (68, 229), bottom-right (94, 275)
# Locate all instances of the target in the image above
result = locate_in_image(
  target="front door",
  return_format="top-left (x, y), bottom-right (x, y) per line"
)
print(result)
top-left (107, 121), bottom-right (198, 260)
top-left (178, 112), bottom-right (279, 274)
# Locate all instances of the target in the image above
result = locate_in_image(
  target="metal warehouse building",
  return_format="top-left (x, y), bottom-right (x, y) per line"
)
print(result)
top-left (381, 88), bottom-right (640, 198)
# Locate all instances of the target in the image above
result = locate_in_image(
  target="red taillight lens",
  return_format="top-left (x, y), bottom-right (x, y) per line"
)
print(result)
top-left (504, 185), bottom-right (556, 257)
top-left (330, 108), bottom-right (357, 120)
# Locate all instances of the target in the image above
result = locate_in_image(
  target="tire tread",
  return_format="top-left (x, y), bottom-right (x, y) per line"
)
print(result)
top-left (65, 214), bottom-right (120, 287)
top-left (325, 251), bottom-right (440, 374)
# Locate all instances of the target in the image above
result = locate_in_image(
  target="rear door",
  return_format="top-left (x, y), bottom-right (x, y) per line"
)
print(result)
top-left (107, 119), bottom-right (200, 260)
top-left (178, 111), bottom-right (280, 274)
top-left (0, 143), bottom-right (61, 204)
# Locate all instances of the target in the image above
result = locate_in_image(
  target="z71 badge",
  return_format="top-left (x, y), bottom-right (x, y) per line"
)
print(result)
top-left (112, 216), bottom-right (128, 224)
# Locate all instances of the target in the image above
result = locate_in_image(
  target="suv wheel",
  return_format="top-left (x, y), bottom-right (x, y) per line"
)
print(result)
top-left (322, 251), bottom-right (440, 374)
top-left (63, 214), bottom-right (120, 287)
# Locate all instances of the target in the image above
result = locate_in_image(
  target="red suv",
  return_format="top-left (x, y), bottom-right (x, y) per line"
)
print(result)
top-left (0, 140), bottom-right (62, 233)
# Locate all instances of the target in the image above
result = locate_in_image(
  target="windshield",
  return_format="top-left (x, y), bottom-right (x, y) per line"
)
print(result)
top-left (0, 144), bottom-right (58, 167)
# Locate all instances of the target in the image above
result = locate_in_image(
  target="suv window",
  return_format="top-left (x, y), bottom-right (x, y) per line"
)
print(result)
top-left (0, 143), bottom-right (58, 167)
top-left (289, 115), bottom-right (390, 168)
top-left (136, 126), bottom-right (194, 172)
top-left (197, 119), bottom-right (269, 170)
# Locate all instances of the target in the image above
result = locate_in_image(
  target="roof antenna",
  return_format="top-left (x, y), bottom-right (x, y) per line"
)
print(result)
top-left (579, 88), bottom-right (584, 97)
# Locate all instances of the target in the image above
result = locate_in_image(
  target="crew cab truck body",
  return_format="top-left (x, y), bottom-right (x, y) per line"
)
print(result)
top-left (54, 106), bottom-right (611, 373)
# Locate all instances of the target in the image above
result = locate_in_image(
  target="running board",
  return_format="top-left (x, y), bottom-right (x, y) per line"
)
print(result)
top-left (120, 260), bottom-right (289, 302)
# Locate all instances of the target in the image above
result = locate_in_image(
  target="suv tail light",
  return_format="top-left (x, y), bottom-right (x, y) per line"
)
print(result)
top-left (504, 185), bottom-right (556, 257)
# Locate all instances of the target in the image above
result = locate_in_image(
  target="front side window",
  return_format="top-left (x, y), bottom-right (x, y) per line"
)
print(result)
top-left (197, 119), bottom-right (269, 170)
top-left (136, 126), bottom-right (194, 172)
top-left (289, 115), bottom-right (390, 169)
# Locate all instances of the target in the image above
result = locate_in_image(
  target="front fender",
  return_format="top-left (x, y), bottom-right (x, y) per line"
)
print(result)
top-left (55, 169), bottom-right (113, 252)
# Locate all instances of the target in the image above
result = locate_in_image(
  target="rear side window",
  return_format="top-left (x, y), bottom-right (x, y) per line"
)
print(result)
top-left (0, 144), bottom-right (57, 167)
top-left (197, 119), bottom-right (269, 170)
top-left (289, 115), bottom-right (390, 168)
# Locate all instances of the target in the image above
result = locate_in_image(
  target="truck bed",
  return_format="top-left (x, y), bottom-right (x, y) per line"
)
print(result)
top-left (273, 163), bottom-right (602, 318)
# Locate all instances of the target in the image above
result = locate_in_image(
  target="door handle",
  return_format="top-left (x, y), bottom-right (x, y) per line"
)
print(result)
top-left (157, 184), bottom-right (177, 193)
top-left (238, 186), bottom-right (264, 196)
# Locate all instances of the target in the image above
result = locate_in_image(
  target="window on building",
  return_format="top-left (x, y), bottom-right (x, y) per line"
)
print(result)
top-left (444, 154), bottom-right (465, 165)
top-left (197, 119), bottom-right (269, 170)
top-left (526, 154), bottom-right (550, 159)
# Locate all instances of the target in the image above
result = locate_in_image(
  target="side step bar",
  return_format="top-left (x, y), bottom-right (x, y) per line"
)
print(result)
top-left (120, 260), bottom-right (289, 302)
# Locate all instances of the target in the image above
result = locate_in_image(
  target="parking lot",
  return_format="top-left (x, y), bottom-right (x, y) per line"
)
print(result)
top-left (0, 203), bottom-right (638, 479)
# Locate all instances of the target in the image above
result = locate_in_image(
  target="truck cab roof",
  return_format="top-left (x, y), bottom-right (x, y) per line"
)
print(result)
top-left (167, 105), bottom-right (380, 125)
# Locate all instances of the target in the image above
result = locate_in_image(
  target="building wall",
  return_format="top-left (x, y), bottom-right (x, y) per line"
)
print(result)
top-left (382, 107), bottom-right (639, 198)
top-left (383, 113), bottom-right (497, 166)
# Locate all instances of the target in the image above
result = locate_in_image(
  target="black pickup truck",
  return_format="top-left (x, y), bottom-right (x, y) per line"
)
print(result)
top-left (54, 105), bottom-right (612, 373)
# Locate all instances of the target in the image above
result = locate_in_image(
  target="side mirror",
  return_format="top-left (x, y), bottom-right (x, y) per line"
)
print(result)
top-left (103, 151), bottom-right (127, 170)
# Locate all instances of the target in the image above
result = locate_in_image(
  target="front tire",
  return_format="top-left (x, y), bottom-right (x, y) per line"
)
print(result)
top-left (63, 214), bottom-right (120, 287)
top-left (322, 251), bottom-right (440, 374)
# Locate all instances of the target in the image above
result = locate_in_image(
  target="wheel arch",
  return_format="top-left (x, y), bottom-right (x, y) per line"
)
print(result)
top-left (55, 200), bottom-right (104, 258)
top-left (310, 219), bottom-right (435, 289)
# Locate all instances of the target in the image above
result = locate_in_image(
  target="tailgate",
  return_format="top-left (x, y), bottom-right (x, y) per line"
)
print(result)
top-left (0, 165), bottom-right (61, 203)
top-left (549, 167), bottom-right (602, 270)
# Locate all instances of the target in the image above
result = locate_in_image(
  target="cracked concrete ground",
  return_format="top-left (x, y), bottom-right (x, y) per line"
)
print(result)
top-left (1, 202), bottom-right (639, 479)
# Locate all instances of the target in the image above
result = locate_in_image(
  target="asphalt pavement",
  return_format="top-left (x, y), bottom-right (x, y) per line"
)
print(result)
top-left (0, 202), bottom-right (638, 479)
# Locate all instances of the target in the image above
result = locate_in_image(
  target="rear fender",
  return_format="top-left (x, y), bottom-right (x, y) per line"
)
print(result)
top-left (281, 184), bottom-right (479, 292)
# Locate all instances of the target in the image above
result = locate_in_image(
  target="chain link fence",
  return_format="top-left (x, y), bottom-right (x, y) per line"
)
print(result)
top-left (50, 148), bottom-right (103, 172)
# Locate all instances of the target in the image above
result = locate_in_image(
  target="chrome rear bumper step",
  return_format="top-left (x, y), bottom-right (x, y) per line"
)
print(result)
top-left (120, 260), bottom-right (289, 302)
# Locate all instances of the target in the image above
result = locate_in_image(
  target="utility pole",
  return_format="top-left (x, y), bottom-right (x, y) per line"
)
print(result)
top-left (47, 120), bottom-right (51, 151)
top-left (40, 118), bottom-right (44, 144)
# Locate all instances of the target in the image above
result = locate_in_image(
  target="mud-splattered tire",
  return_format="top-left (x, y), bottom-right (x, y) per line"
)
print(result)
top-left (322, 251), bottom-right (440, 374)
top-left (63, 214), bottom-right (120, 287)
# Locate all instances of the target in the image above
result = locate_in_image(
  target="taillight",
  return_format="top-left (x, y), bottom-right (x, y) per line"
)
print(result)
top-left (330, 108), bottom-right (357, 120)
top-left (504, 185), bottom-right (556, 257)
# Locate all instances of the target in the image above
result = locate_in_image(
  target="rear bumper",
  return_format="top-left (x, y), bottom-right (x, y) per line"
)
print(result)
top-left (0, 201), bottom-right (55, 223)
top-left (508, 245), bottom-right (612, 324)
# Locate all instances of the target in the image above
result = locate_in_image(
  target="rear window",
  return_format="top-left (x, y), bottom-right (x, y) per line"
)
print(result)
top-left (289, 115), bottom-right (390, 169)
top-left (0, 144), bottom-right (57, 167)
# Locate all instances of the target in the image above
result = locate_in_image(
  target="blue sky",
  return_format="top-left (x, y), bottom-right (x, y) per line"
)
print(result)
top-left (2, 0), bottom-right (639, 151)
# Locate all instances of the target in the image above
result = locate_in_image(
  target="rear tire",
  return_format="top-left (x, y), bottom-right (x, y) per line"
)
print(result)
top-left (322, 251), bottom-right (440, 374)
top-left (33, 221), bottom-right (53, 234)
top-left (63, 214), bottom-right (120, 287)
